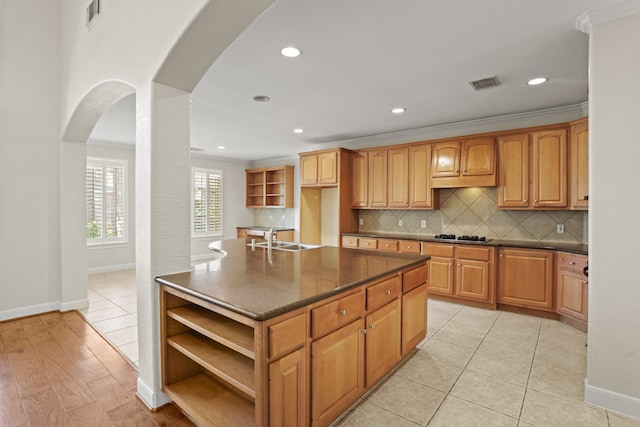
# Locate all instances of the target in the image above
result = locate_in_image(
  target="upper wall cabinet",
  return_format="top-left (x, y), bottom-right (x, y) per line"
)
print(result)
top-left (570, 118), bottom-right (589, 210)
top-left (246, 165), bottom-right (294, 208)
top-left (497, 128), bottom-right (568, 209)
top-left (430, 137), bottom-right (496, 188)
top-left (408, 144), bottom-right (438, 209)
top-left (300, 149), bottom-right (340, 186)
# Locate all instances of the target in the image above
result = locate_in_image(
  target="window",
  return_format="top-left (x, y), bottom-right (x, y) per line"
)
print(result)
top-left (86, 157), bottom-right (127, 245)
top-left (193, 168), bottom-right (223, 236)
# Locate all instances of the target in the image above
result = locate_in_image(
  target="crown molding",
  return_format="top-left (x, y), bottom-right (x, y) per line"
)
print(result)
top-left (577, 0), bottom-right (640, 34)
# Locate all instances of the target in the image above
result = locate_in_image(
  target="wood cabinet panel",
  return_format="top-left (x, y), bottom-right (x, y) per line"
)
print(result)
top-left (432, 141), bottom-right (461, 177)
top-left (365, 299), bottom-right (401, 387)
top-left (570, 118), bottom-right (589, 209)
top-left (269, 313), bottom-right (306, 360)
top-left (300, 155), bottom-right (318, 186)
top-left (269, 348), bottom-right (307, 427)
top-left (351, 151), bottom-right (368, 207)
top-left (300, 150), bottom-right (339, 187)
top-left (368, 150), bottom-right (388, 207)
top-left (377, 238), bottom-right (399, 252)
top-left (402, 264), bottom-right (428, 293)
top-left (427, 256), bottom-right (454, 296)
top-left (341, 236), bottom-right (359, 248)
top-left (311, 291), bottom-right (365, 339)
top-left (388, 148), bottom-right (409, 207)
top-left (246, 166), bottom-right (294, 208)
top-left (311, 319), bottom-right (365, 427)
top-left (408, 144), bottom-right (437, 208)
top-left (401, 284), bottom-right (427, 355)
top-left (556, 270), bottom-right (588, 321)
top-left (358, 238), bottom-right (377, 250)
top-left (498, 248), bottom-right (554, 311)
top-left (498, 134), bottom-right (529, 208)
top-left (318, 151), bottom-right (338, 185)
top-left (398, 240), bottom-right (420, 254)
top-left (462, 137), bottom-right (495, 176)
top-left (531, 129), bottom-right (567, 208)
top-left (367, 276), bottom-right (402, 311)
top-left (456, 259), bottom-right (490, 301)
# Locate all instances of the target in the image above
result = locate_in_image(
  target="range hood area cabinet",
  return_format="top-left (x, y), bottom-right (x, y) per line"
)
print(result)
top-left (429, 137), bottom-right (496, 188)
top-left (299, 149), bottom-right (358, 246)
top-left (245, 165), bottom-right (294, 208)
top-left (351, 145), bottom-right (438, 210)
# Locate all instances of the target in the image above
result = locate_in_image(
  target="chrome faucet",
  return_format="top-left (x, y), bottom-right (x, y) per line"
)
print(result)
top-left (267, 226), bottom-right (275, 250)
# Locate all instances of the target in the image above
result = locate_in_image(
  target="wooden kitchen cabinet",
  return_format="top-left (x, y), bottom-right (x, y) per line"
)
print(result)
top-left (498, 128), bottom-right (568, 209)
top-left (246, 165), bottom-right (294, 208)
top-left (570, 118), bottom-right (589, 210)
top-left (401, 283), bottom-right (427, 354)
top-left (351, 151), bottom-right (368, 207)
top-left (388, 147), bottom-right (409, 208)
top-left (408, 144), bottom-right (438, 209)
top-left (498, 248), bottom-right (554, 311)
top-left (556, 252), bottom-right (588, 323)
top-left (430, 137), bottom-right (496, 188)
top-left (422, 243), bottom-right (455, 296)
top-left (269, 347), bottom-right (307, 427)
top-left (368, 149), bottom-right (388, 207)
top-left (300, 149), bottom-right (340, 186)
top-left (365, 299), bottom-right (401, 387)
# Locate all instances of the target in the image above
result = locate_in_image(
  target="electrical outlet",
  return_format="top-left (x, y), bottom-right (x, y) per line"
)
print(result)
top-left (398, 219), bottom-right (403, 227)
top-left (557, 224), bottom-right (564, 234)
top-left (421, 220), bottom-right (427, 228)
top-left (359, 218), bottom-right (364, 226)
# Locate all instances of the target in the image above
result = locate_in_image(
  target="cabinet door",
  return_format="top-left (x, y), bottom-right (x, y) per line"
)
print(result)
top-left (456, 258), bottom-right (490, 302)
top-left (497, 134), bottom-right (529, 208)
top-left (498, 248), bottom-right (554, 311)
top-left (351, 151), bottom-right (368, 207)
top-left (462, 137), bottom-right (495, 176)
top-left (570, 119), bottom-right (589, 210)
top-left (300, 154), bottom-right (318, 186)
top-left (269, 348), bottom-right (308, 427)
top-left (388, 148), bottom-right (409, 208)
top-left (431, 141), bottom-right (461, 177)
top-left (401, 284), bottom-right (427, 355)
top-left (368, 150), bottom-right (388, 207)
top-left (556, 270), bottom-right (588, 321)
top-left (311, 319), bottom-right (365, 427)
top-left (318, 151), bottom-right (338, 185)
top-left (365, 299), bottom-right (401, 387)
top-left (408, 144), bottom-right (435, 208)
top-left (427, 256), bottom-right (454, 296)
top-left (531, 129), bottom-right (567, 208)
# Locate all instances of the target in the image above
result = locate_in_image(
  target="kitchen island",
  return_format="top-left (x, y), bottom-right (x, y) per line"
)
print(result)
top-left (156, 239), bottom-right (430, 427)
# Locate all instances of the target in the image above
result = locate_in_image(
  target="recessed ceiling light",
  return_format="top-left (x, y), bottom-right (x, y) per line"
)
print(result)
top-left (391, 107), bottom-right (406, 114)
top-left (253, 95), bottom-right (270, 102)
top-left (527, 77), bottom-right (548, 86)
top-left (217, 146), bottom-right (226, 150)
top-left (280, 46), bottom-right (301, 58)
top-left (293, 128), bottom-right (304, 134)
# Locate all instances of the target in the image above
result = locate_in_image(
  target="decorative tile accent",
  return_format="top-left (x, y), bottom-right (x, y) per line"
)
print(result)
top-left (359, 188), bottom-right (587, 243)
top-left (253, 208), bottom-right (295, 228)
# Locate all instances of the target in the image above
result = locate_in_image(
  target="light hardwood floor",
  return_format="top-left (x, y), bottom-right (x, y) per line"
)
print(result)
top-left (0, 310), bottom-right (194, 427)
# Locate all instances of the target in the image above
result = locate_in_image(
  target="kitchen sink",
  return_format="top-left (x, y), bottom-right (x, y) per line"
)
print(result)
top-left (249, 241), bottom-right (322, 251)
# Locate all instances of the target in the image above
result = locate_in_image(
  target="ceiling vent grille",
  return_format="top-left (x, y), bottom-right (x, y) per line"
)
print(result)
top-left (469, 76), bottom-right (500, 91)
top-left (86, 0), bottom-right (101, 29)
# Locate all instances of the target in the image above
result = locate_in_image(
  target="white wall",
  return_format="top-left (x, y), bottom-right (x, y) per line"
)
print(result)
top-left (0, 1), bottom-right (61, 318)
top-left (86, 142), bottom-right (137, 272)
top-left (586, 11), bottom-right (640, 419)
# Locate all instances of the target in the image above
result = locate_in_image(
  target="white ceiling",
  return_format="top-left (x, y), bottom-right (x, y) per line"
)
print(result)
top-left (89, 0), bottom-right (621, 162)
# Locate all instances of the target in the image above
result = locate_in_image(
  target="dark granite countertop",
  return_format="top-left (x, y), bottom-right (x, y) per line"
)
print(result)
top-left (342, 232), bottom-right (588, 255)
top-left (156, 238), bottom-right (429, 321)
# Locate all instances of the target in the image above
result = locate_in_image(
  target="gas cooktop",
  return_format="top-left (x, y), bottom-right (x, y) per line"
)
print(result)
top-left (433, 234), bottom-right (492, 243)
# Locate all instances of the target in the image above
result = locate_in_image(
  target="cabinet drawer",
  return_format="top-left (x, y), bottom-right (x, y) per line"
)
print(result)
top-left (557, 252), bottom-right (587, 273)
top-left (269, 313), bottom-right (307, 360)
top-left (402, 264), bottom-right (428, 292)
top-left (367, 276), bottom-right (401, 310)
top-left (456, 245), bottom-right (491, 261)
top-left (399, 240), bottom-right (420, 253)
top-left (378, 239), bottom-right (399, 252)
top-left (422, 243), bottom-right (455, 257)
top-left (342, 236), bottom-right (359, 248)
top-left (311, 291), bottom-right (365, 339)
top-left (358, 238), bottom-right (378, 250)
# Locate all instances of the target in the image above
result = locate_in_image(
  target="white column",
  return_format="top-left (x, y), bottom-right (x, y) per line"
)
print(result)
top-left (135, 81), bottom-right (191, 408)
top-left (586, 11), bottom-right (640, 420)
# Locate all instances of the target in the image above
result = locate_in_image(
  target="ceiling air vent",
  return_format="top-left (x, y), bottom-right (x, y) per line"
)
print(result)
top-left (469, 76), bottom-right (500, 91)
top-left (86, 0), bottom-right (101, 29)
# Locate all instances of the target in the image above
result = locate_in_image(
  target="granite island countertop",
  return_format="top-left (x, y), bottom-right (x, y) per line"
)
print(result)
top-left (155, 238), bottom-right (429, 321)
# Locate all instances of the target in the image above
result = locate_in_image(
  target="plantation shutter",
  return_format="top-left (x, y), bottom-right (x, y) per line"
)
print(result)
top-left (193, 168), bottom-right (223, 235)
top-left (86, 158), bottom-right (127, 244)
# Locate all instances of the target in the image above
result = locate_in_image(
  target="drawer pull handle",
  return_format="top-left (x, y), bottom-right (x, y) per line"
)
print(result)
top-left (340, 309), bottom-right (347, 315)
top-left (385, 290), bottom-right (392, 295)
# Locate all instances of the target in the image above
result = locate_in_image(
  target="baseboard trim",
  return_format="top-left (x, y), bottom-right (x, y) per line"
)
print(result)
top-left (137, 377), bottom-right (171, 409)
top-left (0, 298), bottom-right (88, 322)
top-left (585, 379), bottom-right (640, 421)
top-left (88, 263), bottom-right (136, 274)
top-left (60, 298), bottom-right (89, 312)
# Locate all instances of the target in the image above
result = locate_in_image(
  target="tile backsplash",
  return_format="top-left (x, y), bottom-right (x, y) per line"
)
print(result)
top-left (253, 208), bottom-right (296, 229)
top-left (359, 188), bottom-right (587, 244)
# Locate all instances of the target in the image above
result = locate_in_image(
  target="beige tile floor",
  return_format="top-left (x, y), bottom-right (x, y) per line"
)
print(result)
top-left (337, 299), bottom-right (640, 427)
top-left (82, 271), bottom-right (640, 426)
top-left (83, 269), bottom-right (139, 367)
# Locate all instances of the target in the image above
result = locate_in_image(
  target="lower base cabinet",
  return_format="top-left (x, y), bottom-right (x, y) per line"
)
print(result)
top-left (269, 348), bottom-right (307, 427)
top-left (498, 248), bottom-right (554, 311)
top-left (556, 252), bottom-right (588, 322)
top-left (401, 283), bottom-right (428, 354)
top-left (365, 299), bottom-right (401, 387)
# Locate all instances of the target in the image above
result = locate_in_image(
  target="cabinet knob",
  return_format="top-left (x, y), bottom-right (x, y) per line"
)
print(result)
top-left (583, 280), bottom-right (588, 284)
top-left (385, 290), bottom-right (392, 295)
top-left (339, 309), bottom-right (347, 315)
top-left (370, 324), bottom-right (375, 329)
top-left (361, 328), bottom-right (367, 334)
top-left (524, 199), bottom-right (527, 203)
top-left (534, 199), bottom-right (538, 203)
top-left (569, 261), bottom-right (576, 265)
